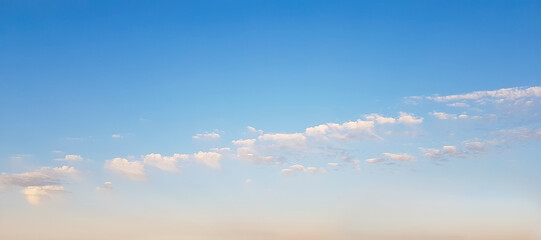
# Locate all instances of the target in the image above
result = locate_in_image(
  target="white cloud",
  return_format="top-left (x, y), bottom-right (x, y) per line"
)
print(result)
top-left (382, 153), bottom-right (416, 162)
top-left (420, 145), bottom-right (471, 160)
top-left (258, 133), bottom-right (306, 144)
top-left (192, 132), bottom-right (221, 140)
top-left (364, 114), bottom-right (396, 124)
top-left (397, 112), bottom-right (423, 124)
top-left (464, 141), bottom-right (485, 152)
top-left (232, 139), bottom-right (257, 146)
top-left (305, 119), bottom-right (376, 140)
top-left (365, 158), bottom-right (384, 163)
top-left (431, 112), bottom-right (457, 120)
top-left (281, 164), bottom-right (327, 174)
top-left (0, 166), bottom-right (80, 187)
top-left (193, 151), bottom-right (222, 169)
top-left (105, 158), bottom-right (146, 181)
top-left (247, 126), bottom-right (264, 135)
top-left (143, 153), bottom-right (188, 172)
top-left (281, 169), bottom-right (293, 174)
top-left (327, 162), bottom-right (339, 167)
top-left (210, 147), bottom-right (231, 152)
top-left (112, 134), bottom-right (122, 139)
top-left (232, 138), bottom-right (274, 164)
top-left (96, 182), bottom-right (112, 191)
top-left (21, 185), bottom-right (65, 205)
top-left (56, 154), bottom-right (83, 162)
top-left (427, 86), bottom-right (541, 102)
top-left (447, 102), bottom-right (470, 107)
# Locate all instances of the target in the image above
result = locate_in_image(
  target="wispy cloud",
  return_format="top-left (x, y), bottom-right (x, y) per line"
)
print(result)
top-left (193, 132), bottom-right (221, 140)
top-left (56, 154), bottom-right (83, 162)
top-left (382, 153), bottom-right (416, 162)
top-left (143, 153), bottom-right (188, 172)
top-left (427, 86), bottom-right (541, 102)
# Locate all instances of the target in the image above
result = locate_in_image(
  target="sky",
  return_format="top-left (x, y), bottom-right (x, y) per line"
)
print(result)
top-left (1, 1), bottom-right (541, 239)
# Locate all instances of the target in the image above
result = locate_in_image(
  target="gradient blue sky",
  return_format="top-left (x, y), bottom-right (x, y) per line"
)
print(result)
top-left (1, 1), bottom-right (541, 240)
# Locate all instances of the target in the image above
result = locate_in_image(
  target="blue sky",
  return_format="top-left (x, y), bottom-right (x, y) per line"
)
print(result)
top-left (1, 1), bottom-right (541, 240)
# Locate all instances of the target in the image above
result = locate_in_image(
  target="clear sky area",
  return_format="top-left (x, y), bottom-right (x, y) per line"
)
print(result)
top-left (1, 1), bottom-right (541, 240)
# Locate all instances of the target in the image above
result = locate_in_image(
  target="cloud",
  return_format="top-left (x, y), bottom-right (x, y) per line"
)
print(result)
top-left (258, 133), bottom-right (306, 145)
top-left (0, 166), bottom-right (80, 187)
top-left (21, 185), bottom-right (66, 205)
top-left (247, 126), bottom-right (264, 135)
top-left (365, 158), bottom-right (384, 163)
top-left (492, 128), bottom-right (541, 143)
top-left (305, 119), bottom-right (376, 140)
top-left (143, 153), bottom-right (188, 172)
top-left (431, 112), bottom-right (457, 120)
top-left (192, 132), bottom-right (221, 140)
top-left (232, 139), bottom-right (257, 146)
top-left (431, 112), bottom-right (482, 120)
top-left (447, 102), bottom-right (470, 107)
top-left (427, 86), bottom-right (541, 102)
top-left (397, 112), bottom-right (423, 124)
top-left (382, 153), bottom-right (416, 162)
top-left (281, 164), bottom-right (327, 174)
top-left (96, 182), bottom-right (112, 191)
top-left (327, 162), bottom-right (339, 167)
top-left (464, 141), bottom-right (485, 152)
top-left (364, 114), bottom-right (396, 124)
top-left (232, 138), bottom-right (274, 164)
top-left (419, 145), bottom-right (477, 160)
top-left (193, 151), bottom-right (222, 169)
top-left (56, 154), bottom-right (83, 162)
top-left (112, 134), bottom-right (122, 139)
top-left (105, 158), bottom-right (146, 181)
top-left (210, 147), bottom-right (231, 152)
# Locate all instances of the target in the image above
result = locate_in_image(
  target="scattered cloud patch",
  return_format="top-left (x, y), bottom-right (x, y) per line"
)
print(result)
top-left (365, 158), bottom-right (384, 163)
top-left (0, 166), bottom-right (80, 187)
top-left (96, 182), bottom-right (112, 191)
top-left (305, 119), bottom-right (376, 140)
top-left (193, 151), bottom-right (222, 169)
top-left (365, 114), bottom-right (396, 124)
top-left (427, 86), bottom-right (541, 102)
top-left (247, 126), bottom-right (264, 135)
top-left (105, 158), bottom-right (146, 181)
top-left (193, 132), bottom-right (221, 140)
top-left (397, 112), bottom-right (423, 124)
top-left (56, 154), bottom-right (83, 162)
top-left (281, 164), bottom-right (327, 174)
top-left (112, 134), bottom-right (122, 139)
top-left (382, 153), bottom-right (416, 162)
top-left (21, 185), bottom-right (65, 205)
top-left (143, 153), bottom-right (188, 172)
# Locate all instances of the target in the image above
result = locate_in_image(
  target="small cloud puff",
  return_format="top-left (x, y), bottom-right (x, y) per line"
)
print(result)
top-left (143, 153), bottom-right (188, 172)
top-left (96, 182), bottom-right (113, 191)
top-left (193, 132), bottom-right (221, 140)
top-left (22, 185), bottom-right (65, 205)
top-left (105, 158), bottom-right (146, 181)
top-left (193, 151), bottom-right (222, 169)
top-left (281, 164), bottom-right (327, 175)
top-left (382, 153), bottom-right (416, 162)
top-left (56, 154), bottom-right (83, 162)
